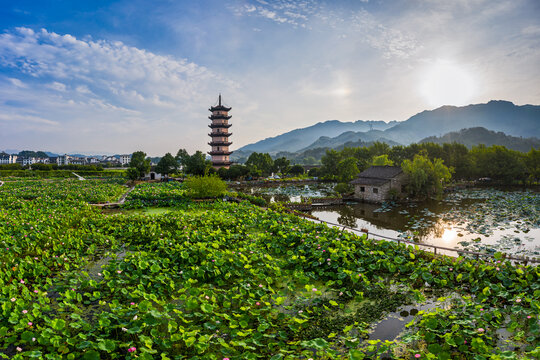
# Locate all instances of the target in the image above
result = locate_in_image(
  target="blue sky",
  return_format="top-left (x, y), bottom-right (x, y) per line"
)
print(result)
top-left (1, 0), bottom-right (539, 155)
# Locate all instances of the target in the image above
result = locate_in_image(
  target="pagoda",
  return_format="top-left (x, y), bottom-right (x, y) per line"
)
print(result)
top-left (208, 95), bottom-right (233, 169)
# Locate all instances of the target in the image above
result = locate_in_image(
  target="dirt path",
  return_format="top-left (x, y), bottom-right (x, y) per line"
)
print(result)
top-left (90, 185), bottom-right (134, 208)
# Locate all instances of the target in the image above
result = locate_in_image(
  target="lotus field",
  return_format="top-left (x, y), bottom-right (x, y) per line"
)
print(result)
top-left (0, 179), bottom-right (539, 359)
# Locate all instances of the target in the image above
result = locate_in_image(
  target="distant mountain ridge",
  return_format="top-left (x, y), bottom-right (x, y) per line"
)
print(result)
top-left (380, 100), bottom-right (540, 144)
top-left (238, 120), bottom-right (397, 154)
top-left (236, 100), bottom-right (540, 155)
top-left (300, 130), bottom-right (399, 151)
top-left (420, 127), bottom-right (540, 152)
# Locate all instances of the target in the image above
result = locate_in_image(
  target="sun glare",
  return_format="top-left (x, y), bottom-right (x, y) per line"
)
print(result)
top-left (441, 228), bottom-right (458, 243)
top-left (420, 60), bottom-right (477, 108)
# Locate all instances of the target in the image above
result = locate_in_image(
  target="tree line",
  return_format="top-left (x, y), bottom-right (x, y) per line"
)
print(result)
top-left (126, 149), bottom-right (307, 181)
top-left (318, 142), bottom-right (540, 185)
top-left (127, 142), bottom-right (539, 188)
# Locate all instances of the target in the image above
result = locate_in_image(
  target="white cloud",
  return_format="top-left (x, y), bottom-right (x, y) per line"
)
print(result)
top-left (522, 25), bottom-right (540, 36)
top-left (46, 82), bottom-right (67, 91)
top-left (0, 112), bottom-right (59, 126)
top-left (232, 1), bottom-right (418, 59)
top-left (8, 78), bottom-right (27, 88)
top-left (0, 27), bottom-right (238, 154)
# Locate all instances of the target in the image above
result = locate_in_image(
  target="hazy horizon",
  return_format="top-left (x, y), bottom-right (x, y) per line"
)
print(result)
top-left (1, 0), bottom-right (539, 156)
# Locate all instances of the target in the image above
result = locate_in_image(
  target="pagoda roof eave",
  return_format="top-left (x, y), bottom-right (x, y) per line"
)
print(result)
top-left (209, 105), bottom-right (232, 112)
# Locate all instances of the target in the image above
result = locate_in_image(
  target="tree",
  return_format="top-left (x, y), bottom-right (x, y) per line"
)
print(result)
top-left (470, 145), bottom-right (527, 183)
top-left (217, 165), bottom-right (249, 180)
top-left (402, 154), bottom-right (452, 199)
top-left (336, 157), bottom-right (360, 183)
top-left (320, 149), bottom-right (342, 180)
top-left (176, 149), bottom-right (212, 175)
top-left (372, 154), bottom-right (394, 166)
top-left (289, 164), bottom-right (305, 176)
top-left (246, 152), bottom-right (274, 177)
top-left (129, 151), bottom-right (151, 179)
top-left (175, 149), bottom-right (189, 167)
top-left (274, 157), bottom-right (291, 174)
top-left (155, 153), bottom-right (178, 176)
top-left (525, 148), bottom-right (540, 183)
top-left (126, 167), bottom-right (140, 181)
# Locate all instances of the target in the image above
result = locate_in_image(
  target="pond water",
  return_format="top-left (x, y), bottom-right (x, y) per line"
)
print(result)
top-left (243, 184), bottom-right (540, 258)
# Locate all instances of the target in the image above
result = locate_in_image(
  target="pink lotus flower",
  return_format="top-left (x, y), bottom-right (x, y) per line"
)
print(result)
top-left (259, 284), bottom-right (263, 288)
top-left (415, 355), bottom-right (421, 359)
top-left (34, 290), bottom-right (38, 293)
top-left (20, 280), bottom-right (25, 284)
top-left (16, 347), bottom-right (22, 352)
top-left (516, 298), bottom-right (522, 303)
top-left (223, 358), bottom-right (230, 360)
top-left (312, 288), bottom-right (317, 292)
top-left (256, 302), bottom-right (260, 306)
top-left (128, 347), bottom-right (136, 352)
top-left (28, 322), bottom-right (33, 326)
top-left (10, 298), bottom-right (15, 302)
top-left (478, 328), bottom-right (485, 333)
top-left (117, 270), bottom-right (122, 274)
top-left (527, 315), bottom-right (532, 319)
top-left (22, 310), bottom-right (28, 314)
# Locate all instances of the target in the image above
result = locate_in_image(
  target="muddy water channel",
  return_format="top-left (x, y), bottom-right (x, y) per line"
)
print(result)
top-left (243, 184), bottom-right (540, 259)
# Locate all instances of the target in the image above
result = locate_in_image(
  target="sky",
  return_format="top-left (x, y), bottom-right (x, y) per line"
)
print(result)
top-left (0, 0), bottom-right (539, 156)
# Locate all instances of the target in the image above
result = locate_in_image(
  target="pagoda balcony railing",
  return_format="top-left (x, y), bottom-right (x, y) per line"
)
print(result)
top-left (208, 142), bottom-right (233, 146)
top-left (208, 123), bottom-right (232, 129)
top-left (208, 151), bottom-right (233, 156)
top-left (208, 132), bottom-right (232, 137)
top-left (209, 114), bottom-right (231, 120)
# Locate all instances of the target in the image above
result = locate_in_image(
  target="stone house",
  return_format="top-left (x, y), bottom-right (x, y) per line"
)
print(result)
top-left (350, 166), bottom-right (408, 203)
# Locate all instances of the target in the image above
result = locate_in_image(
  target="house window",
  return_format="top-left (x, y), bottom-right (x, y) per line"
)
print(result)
top-left (360, 186), bottom-right (365, 192)
top-left (373, 188), bottom-right (378, 194)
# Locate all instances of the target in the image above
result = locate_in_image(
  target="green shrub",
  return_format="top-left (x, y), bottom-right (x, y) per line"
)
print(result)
top-left (184, 175), bottom-right (227, 198)
top-left (334, 182), bottom-right (352, 194)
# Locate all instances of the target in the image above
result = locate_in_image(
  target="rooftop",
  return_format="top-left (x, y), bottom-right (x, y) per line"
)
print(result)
top-left (350, 166), bottom-right (403, 185)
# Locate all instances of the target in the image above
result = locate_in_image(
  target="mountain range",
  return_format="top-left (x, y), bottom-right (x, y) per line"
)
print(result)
top-left (235, 100), bottom-right (540, 157)
top-left (420, 127), bottom-right (540, 152)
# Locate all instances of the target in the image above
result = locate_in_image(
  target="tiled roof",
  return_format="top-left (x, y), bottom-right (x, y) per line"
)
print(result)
top-left (350, 166), bottom-right (403, 185)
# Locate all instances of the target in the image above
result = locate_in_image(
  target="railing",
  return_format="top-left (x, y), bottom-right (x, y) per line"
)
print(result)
top-left (299, 215), bottom-right (540, 264)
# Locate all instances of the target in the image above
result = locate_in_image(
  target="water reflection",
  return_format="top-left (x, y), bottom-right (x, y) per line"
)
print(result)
top-left (441, 228), bottom-right (458, 243)
top-left (243, 184), bottom-right (540, 257)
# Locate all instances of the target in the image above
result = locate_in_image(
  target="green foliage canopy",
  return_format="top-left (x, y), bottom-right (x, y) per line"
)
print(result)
top-left (401, 154), bottom-right (452, 199)
top-left (155, 152), bottom-right (178, 176)
top-left (129, 151), bottom-right (151, 179)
